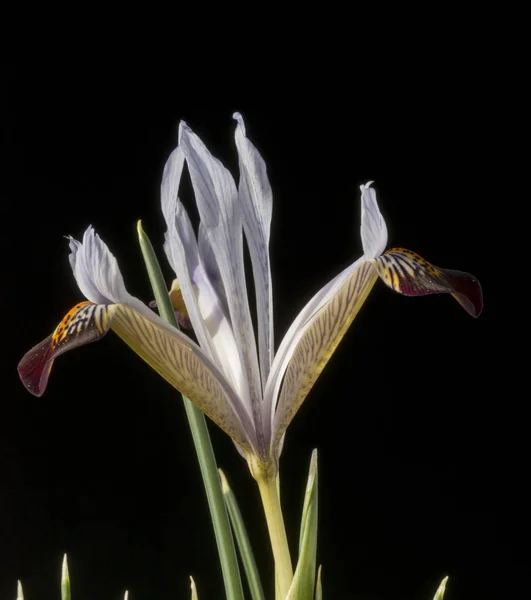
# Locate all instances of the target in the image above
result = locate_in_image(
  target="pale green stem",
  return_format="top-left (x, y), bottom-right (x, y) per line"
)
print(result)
top-left (137, 222), bottom-right (244, 600)
top-left (255, 472), bottom-right (293, 599)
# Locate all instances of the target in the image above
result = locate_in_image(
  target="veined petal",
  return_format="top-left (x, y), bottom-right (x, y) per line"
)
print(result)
top-left (68, 226), bottom-right (152, 320)
top-left (270, 246), bottom-right (482, 452)
top-left (179, 122), bottom-right (264, 447)
top-left (162, 177), bottom-right (251, 415)
top-left (18, 301), bottom-right (257, 453)
top-left (234, 112), bottom-right (274, 388)
top-left (111, 303), bottom-right (256, 452)
top-left (373, 248), bottom-right (483, 317)
top-left (162, 157), bottom-right (228, 361)
top-left (271, 261), bottom-right (378, 453)
top-left (264, 183), bottom-right (386, 436)
top-left (263, 256), bottom-right (364, 441)
top-left (360, 182), bottom-right (387, 258)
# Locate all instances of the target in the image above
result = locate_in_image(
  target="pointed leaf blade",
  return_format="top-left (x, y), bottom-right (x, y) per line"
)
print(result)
top-left (314, 566), bottom-right (322, 600)
top-left (219, 470), bottom-right (265, 600)
top-left (190, 576), bottom-right (199, 600)
top-left (286, 450), bottom-right (319, 600)
top-left (433, 576), bottom-right (449, 600)
top-left (61, 555), bottom-right (71, 600)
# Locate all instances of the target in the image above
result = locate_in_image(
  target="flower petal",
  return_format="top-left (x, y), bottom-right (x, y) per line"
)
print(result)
top-left (372, 248), bottom-right (483, 317)
top-left (68, 226), bottom-right (152, 320)
top-left (234, 112), bottom-right (274, 387)
top-left (162, 165), bottom-right (251, 415)
top-left (271, 261), bottom-right (378, 451)
top-left (179, 122), bottom-right (265, 448)
top-left (110, 303), bottom-right (256, 452)
top-left (18, 301), bottom-right (257, 454)
top-left (360, 182), bottom-right (388, 258)
top-left (265, 184), bottom-right (386, 445)
top-left (18, 302), bottom-right (115, 397)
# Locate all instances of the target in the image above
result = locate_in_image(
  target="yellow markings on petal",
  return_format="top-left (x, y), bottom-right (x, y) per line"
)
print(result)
top-left (51, 302), bottom-right (114, 349)
top-left (375, 248), bottom-right (441, 294)
top-left (272, 261), bottom-right (378, 451)
top-left (372, 247), bottom-right (483, 317)
top-left (110, 305), bottom-right (253, 454)
top-left (169, 279), bottom-right (189, 320)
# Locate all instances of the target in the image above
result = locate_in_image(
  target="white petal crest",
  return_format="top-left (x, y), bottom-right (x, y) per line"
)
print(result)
top-left (360, 181), bottom-right (388, 258)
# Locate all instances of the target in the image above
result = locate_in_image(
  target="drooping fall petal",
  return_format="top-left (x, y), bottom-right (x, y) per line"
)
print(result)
top-left (18, 302), bottom-right (115, 397)
top-left (372, 248), bottom-right (483, 317)
top-left (18, 299), bottom-right (257, 454)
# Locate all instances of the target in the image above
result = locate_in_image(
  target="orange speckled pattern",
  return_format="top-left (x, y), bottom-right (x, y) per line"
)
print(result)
top-left (51, 301), bottom-right (93, 348)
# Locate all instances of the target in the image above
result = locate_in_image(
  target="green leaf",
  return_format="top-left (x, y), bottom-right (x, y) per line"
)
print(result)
top-left (190, 576), bottom-right (199, 600)
top-left (314, 566), bottom-right (322, 600)
top-left (433, 576), bottom-right (449, 600)
top-left (219, 470), bottom-right (265, 600)
top-left (61, 555), bottom-right (71, 600)
top-left (285, 450), bottom-right (319, 600)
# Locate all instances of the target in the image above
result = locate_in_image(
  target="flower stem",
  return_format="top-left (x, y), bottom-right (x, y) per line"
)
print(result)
top-left (255, 471), bottom-right (293, 599)
top-left (138, 222), bottom-right (244, 600)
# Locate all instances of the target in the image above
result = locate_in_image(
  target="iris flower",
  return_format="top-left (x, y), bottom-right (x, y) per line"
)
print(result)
top-left (19, 113), bottom-right (482, 478)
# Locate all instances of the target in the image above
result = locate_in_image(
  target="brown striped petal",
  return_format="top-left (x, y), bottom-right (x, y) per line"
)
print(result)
top-left (271, 261), bottom-right (379, 452)
top-left (372, 248), bottom-right (483, 317)
top-left (18, 302), bottom-right (256, 454)
top-left (270, 248), bottom-right (482, 454)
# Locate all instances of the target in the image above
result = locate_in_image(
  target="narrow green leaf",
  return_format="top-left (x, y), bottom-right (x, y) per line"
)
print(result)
top-left (314, 566), bottom-right (322, 600)
top-left (137, 221), bottom-right (243, 600)
top-left (16, 580), bottom-right (23, 600)
top-left (219, 469), bottom-right (266, 600)
top-left (433, 576), bottom-right (449, 600)
top-left (190, 576), bottom-right (199, 600)
top-left (285, 450), bottom-right (319, 600)
top-left (61, 555), bottom-right (71, 600)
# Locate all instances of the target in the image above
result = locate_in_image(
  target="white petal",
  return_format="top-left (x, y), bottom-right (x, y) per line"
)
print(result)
top-left (360, 182), bottom-right (388, 258)
top-left (68, 227), bottom-right (151, 319)
top-left (162, 154), bottom-right (252, 416)
top-left (234, 112), bottom-right (274, 388)
top-left (179, 122), bottom-right (265, 445)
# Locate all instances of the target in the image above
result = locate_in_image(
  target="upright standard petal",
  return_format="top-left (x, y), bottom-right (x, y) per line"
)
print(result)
top-left (179, 122), bottom-right (265, 451)
top-left (162, 151), bottom-right (251, 415)
top-left (234, 112), bottom-right (274, 388)
top-left (360, 182), bottom-right (388, 258)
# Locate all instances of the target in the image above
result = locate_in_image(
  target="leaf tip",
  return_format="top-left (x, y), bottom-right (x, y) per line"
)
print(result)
top-left (218, 468), bottom-right (230, 494)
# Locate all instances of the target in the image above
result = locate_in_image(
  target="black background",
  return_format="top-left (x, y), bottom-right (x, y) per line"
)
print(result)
top-left (1, 67), bottom-right (517, 600)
